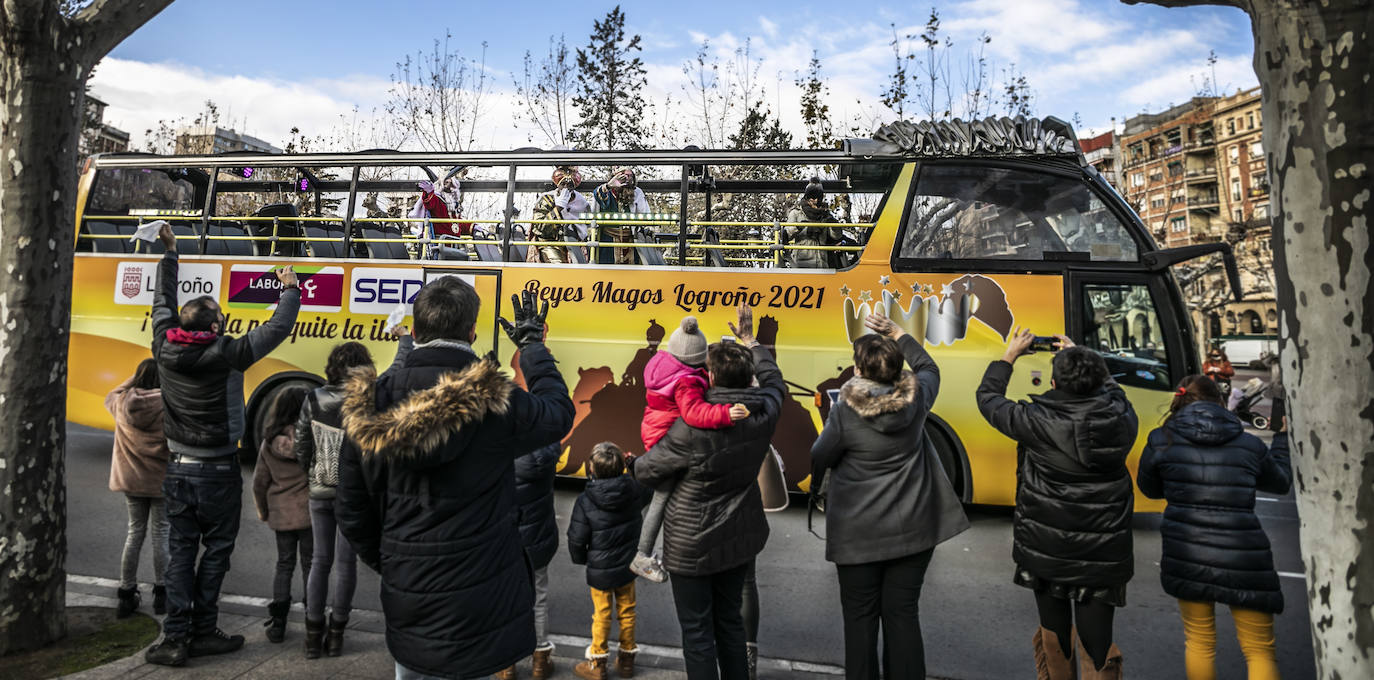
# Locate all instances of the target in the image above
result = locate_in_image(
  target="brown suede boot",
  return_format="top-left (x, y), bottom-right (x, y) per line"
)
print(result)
top-left (615, 649), bottom-right (636, 678)
top-left (531, 648), bottom-right (554, 679)
top-left (1033, 627), bottom-right (1076, 680)
top-left (574, 656), bottom-right (608, 680)
top-left (492, 665), bottom-right (517, 680)
top-left (1077, 638), bottom-right (1123, 680)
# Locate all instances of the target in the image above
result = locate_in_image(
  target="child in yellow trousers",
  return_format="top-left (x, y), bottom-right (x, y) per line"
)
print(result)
top-left (568, 443), bottom-right (645, 679)
top-left (1138, 376), bottom-right (1290, 680)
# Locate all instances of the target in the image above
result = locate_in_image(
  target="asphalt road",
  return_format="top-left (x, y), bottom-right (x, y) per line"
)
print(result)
top-left (66, 421), bottom-right (1314, 680)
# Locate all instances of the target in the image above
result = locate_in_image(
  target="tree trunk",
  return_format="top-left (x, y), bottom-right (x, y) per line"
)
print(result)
top-left (0, 26), bottom-right (82, 656)
top-left (1256, 4), bottom-right (1374, 676)
top-left (1127, 0), bottom-right (1372, 676)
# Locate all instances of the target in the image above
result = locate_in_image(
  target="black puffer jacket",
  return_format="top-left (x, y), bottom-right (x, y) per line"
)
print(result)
top-left (811, 334), bottom-right (968, 565)
top-left (632, 344), bottom-right (782, 577)
top-left (1137, 402), bottom-right (1292, 613)
top-left (151, 251), bottom-right (300, 455)
top-left (335, 343), bottom-right (574, 679)
top-left (567, 474), bottom-right (645, 590)
top-left (515, 443), bottom-right (561, 570)
top-left (977, 360), bottom-right (1139, 589)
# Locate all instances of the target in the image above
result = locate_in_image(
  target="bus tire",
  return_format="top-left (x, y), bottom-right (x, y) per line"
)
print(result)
top-left (925, 416), bottom-right (971, 503)
top-left (241, 373), bottom-right (321, 465)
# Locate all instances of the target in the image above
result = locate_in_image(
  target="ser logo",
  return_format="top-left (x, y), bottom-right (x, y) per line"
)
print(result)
top-left (349, 267), bottom-right (425, 315)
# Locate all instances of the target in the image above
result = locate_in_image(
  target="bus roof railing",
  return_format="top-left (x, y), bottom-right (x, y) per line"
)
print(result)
top-left (90, 116), bottom-right (1086, 170)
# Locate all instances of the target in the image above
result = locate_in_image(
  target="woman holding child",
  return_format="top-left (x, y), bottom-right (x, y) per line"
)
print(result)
top-left (810, 313), bottom-right (968, 680)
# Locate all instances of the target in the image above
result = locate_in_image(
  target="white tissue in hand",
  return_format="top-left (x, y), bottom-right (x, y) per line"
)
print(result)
top-left (131, 220), bottom-right (170, 243)
top-left (386, 303), bottom-right (406, 332)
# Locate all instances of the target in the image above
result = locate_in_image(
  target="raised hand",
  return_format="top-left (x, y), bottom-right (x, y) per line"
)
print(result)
top-left (1002, 327), bottom-right (1035, 364)
top-left (727, 303), bottom-right (757, 347)
top-left (499, 290), bottom-right (550, 349)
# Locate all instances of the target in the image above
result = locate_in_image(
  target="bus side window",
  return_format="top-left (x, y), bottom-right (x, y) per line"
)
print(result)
top-left (1081, 282), bottom-right (1171, 391)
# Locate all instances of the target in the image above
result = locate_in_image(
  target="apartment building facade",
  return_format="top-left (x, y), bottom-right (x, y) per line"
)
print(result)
top-left (1115, 88), bottom-right (1276, 358)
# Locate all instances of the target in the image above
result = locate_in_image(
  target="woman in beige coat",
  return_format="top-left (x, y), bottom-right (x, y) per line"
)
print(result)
top-left (107, 358), bottom-right (170, 618)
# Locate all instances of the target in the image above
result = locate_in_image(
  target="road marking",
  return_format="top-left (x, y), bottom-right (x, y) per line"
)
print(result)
top-left (1278, 571), bottom-right (1305, 579)
top-left (1255, 497), bottom-right (1281, 503)
top-left (68, 574), bottom-right (845, 675)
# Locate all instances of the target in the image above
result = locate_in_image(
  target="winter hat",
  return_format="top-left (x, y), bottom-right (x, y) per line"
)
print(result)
top-left (803, 177), bottom-right (825, 201)
top-left (666, 316), bottom-right (709, 366)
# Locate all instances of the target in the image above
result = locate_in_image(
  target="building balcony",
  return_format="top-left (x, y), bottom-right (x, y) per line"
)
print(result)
top-left (1248, 184), bottom-right (1270, 197)
top-left (1183, 138), bottom-right (1216, 152)
top-left (1184, 167), bottom-right (1218, 183)
top-left (1188, 193), bottom-right (1220, 209)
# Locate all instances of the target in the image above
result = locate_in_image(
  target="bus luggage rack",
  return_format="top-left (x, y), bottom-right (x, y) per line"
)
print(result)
top-left (77, 214), bottom-right (873, 266)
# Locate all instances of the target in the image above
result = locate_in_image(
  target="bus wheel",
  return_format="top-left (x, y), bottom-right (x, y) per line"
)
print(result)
top-left (241, 378), bottom-right (318, 465)
top-left (925, 419), bottom-right (970, 503)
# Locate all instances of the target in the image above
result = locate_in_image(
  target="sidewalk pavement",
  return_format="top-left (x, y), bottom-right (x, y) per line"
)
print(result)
top-left (62, 584), bottom-right (849, 680)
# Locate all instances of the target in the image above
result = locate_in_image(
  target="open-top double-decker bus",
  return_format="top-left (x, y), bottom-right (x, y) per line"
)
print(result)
top-left (70, 116), bottom-right (1240, 509)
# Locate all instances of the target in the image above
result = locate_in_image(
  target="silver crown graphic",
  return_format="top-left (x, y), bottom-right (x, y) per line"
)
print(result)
top-left (842, 286), bottom-right (980, 346)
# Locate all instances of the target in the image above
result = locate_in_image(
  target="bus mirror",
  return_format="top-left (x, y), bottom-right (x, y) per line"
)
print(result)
top-left (1141, 242), bottom-right (1244, 303)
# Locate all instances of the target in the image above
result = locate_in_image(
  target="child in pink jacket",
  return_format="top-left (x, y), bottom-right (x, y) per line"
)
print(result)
top-left (631, 316), bottom-right (748, 582)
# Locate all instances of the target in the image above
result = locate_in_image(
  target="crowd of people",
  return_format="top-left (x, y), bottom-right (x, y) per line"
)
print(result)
top-left (108, 222), bottom-right (1291, 680)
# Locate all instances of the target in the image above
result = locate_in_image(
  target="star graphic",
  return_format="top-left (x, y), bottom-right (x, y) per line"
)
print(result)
top-left (839, 284), bottom-right (851, 297)
top-left (858, 290), bottom-right (873, 302)
top-left (890, 291), bottom-right (903, 302)
top-left (940, 283), bottom-right (955, 297)
top-left (911, 282), bottom-right (923, 294)
top-left (879, 275), bottom-right (891, 286)
top-left (921, 284), bottom-right (934, 295)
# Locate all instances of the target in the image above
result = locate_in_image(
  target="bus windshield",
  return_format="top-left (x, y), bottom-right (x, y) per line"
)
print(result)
top-left (898, 164), bottom-right (1139, 262)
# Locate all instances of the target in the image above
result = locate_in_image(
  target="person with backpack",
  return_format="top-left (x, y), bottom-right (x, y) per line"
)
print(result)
top-left (295, 332), bottom-right (412, 659)
top-left (976, 329), bottom-right (1139, 680)
top-left (1137, 375), bottom-right (1291, 680)
top-left (568, 442), bottom-right (647, 680)
top-left (252, 385), bottom-right (312, 644)
top-left (107, 358), bottom-right (171, 619)
top-left (811, 312), bottom-right (969, 680)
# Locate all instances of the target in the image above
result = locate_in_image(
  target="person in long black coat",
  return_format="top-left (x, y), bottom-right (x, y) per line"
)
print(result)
top-left (976, 330), bottom-right (1138, 680)
top-left (336, 285), bottom-right (574, 680)
top-left (811, 312), bottom-right (968, 680)
top-left (1137, 374), bottom-right (1291, 680)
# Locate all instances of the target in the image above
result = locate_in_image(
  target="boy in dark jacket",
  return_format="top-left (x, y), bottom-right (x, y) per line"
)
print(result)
top-left (976, 329), bottom-right (1138, 680)
top-left (145, 224), bottom-right (301, 667)
top-left (568, 442), bottom-right (644, 680)
top-left (495, 442), bottom-right (562, 680)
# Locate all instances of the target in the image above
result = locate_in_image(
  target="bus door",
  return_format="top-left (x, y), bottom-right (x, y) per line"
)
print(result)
top-left (1065, 269), bottom-right (1188, 398)
top-left (419, 266), bottom-right (504, 358)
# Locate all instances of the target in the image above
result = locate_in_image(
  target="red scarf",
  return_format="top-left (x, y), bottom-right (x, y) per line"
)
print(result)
top-left (166, 328), bottom-right (217, 345)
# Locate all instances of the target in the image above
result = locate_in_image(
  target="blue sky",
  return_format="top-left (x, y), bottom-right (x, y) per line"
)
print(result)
top-left (92, 0), bottom-right (1259, 150)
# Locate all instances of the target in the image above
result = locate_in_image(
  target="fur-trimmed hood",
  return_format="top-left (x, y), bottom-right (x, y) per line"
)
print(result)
top-left (840, 371), bottom-right (919, 433)
top-left (342, 360), bottom-right (515, 464)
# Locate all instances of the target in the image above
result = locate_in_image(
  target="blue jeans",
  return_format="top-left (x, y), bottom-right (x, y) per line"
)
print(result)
top-left (669, 562), bottom-right (750, 680)
top-left (161, 459), bottom-right (242, 638)
top-left (395, 662), bottom-right (450, 680)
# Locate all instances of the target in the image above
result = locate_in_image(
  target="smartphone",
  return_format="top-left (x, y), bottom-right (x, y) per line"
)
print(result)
top-left (721, 335), bottom-right (736, 344)
top-left (1030, 336), bottom-right (1060, 353)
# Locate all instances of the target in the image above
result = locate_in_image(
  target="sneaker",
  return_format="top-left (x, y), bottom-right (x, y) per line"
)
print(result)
top-left (629, 552), bottom-right (668, 583)
top-left (145, 636), bottom-right (189, 666)
top-left (116, 586), bottom-right (141, 619)
top-left (188, 628), bottom-right (245, 657)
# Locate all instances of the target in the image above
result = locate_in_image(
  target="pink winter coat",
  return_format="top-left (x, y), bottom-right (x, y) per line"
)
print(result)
top-left (252, 426), bottom-right (311, 531)
top-left (106, 382), bottom-right (170, 498)
top-left (640, 351), bottom-right (734, 452)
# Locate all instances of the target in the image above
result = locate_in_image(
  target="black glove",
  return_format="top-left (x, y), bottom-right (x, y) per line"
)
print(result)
top-left (498, 290), bottom-right (549, 349)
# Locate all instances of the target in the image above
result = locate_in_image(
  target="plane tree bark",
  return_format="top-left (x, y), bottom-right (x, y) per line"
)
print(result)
top-left (0, 0), bottom-right (173, 655)
top-left (1125, 1), bottom-right (1373, 677)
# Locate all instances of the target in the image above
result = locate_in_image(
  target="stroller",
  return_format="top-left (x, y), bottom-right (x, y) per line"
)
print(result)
top-left (1230, 377), bottom-right (1271, 430)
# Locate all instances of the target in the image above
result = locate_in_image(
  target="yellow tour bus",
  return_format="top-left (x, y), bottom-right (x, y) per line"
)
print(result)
top-left (70, 116), bottom-right (1240, 509)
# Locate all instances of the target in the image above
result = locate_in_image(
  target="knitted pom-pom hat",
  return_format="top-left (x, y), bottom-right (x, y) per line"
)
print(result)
top-left (666, 316), bottom-right (709, 366)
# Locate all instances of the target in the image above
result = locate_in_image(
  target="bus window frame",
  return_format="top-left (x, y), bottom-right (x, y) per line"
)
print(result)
top-left (1064, 269), bottom-right (1193, 391)
top-left (889, 158), bottom-right (1155, 275)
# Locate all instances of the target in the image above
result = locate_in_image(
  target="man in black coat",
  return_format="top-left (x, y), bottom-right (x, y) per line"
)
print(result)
top-left (633, 305), bottom-right (782, 680)
top-left (144, 224), bottom-right (301, 666)
top-left (336, 284), bottom-right (574, 680)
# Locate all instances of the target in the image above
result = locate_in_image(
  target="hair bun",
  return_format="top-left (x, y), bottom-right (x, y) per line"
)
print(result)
top-left (681, 316), bottom-right (699, 334)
